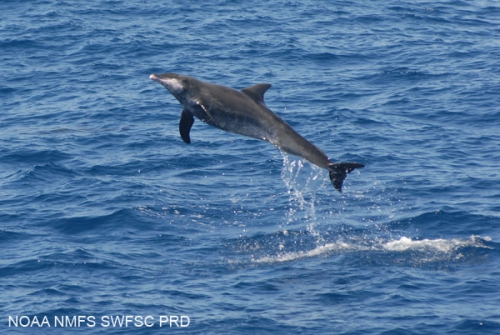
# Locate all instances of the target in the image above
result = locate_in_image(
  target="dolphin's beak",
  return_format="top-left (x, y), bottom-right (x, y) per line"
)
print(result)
top-left (150, 73), bottom-right (166, 86)
top-left (150, 74), bottom-right (184, 93)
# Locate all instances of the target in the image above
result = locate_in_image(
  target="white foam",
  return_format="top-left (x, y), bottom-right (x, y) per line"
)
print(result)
top-left (252, 235), bottom-right (491, 264)
top-left (253, 241), bottom-right (355, 264)
top-left (384, 237), bottom-right (454, 252)
top-left (383, 235), bottom-right (491, 252)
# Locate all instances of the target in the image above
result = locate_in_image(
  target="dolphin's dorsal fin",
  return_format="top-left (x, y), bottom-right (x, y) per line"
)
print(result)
top-left (179, 109), bottom-right (195, 143)
top-left (241, 83), bottom-right (272, 104)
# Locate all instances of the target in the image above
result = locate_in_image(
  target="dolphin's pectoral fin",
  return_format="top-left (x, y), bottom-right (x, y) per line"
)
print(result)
top-left (179, 109), bottom-right (195, 144)
top-left (328, 162), bottom-right (365, 192)
top-left (241, 83), bottom-right (272, 104)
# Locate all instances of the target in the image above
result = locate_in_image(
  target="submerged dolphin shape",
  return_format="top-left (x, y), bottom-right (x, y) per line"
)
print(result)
top-left (150, 73), bottom-right (364, 192)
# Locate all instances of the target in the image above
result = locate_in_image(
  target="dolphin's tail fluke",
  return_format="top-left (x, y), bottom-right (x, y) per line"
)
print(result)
top-left (328, 162), bottom-right (364, 192)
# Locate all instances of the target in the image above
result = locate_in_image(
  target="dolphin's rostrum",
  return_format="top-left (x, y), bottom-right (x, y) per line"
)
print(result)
top-left (150, 73), bottom-right (364, 192)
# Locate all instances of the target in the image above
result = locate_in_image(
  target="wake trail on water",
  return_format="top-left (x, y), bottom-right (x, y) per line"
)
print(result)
top-left (250, 154), bottom-right (492, 265)
top-left (252, 235), bottom-right (491, 264)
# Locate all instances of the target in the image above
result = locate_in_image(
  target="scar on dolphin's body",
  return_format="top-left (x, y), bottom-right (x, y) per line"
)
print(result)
top-left (150, 73), bottom-right (364, 192)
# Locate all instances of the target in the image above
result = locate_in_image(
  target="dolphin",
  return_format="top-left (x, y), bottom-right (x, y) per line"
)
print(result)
top-left (149, 73), bottom-right (364, 192)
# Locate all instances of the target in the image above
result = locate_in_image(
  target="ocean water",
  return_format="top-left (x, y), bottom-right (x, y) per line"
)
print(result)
top-left (1, 0), bottom-right (500, 334)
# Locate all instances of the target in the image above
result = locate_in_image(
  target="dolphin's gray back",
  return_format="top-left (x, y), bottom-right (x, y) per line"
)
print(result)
top-left (198, 82), bottom-right (278, 139)
top-left (195, 81), bottom-right (332, 169)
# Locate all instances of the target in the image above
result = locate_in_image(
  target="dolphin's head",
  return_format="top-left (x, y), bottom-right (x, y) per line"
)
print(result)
top-left (150, 73), bottom-right (193, 104)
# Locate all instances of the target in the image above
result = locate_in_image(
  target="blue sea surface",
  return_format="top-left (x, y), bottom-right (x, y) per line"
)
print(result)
top-left (1, 1), bottom-right (500, 334)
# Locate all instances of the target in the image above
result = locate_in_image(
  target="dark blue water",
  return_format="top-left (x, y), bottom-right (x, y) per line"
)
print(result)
top-left (1, 1), bottom-right (500, 334)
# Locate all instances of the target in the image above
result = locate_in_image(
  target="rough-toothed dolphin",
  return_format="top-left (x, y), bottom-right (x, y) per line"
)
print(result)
top-left (149, 73), bottom-right (364, 192)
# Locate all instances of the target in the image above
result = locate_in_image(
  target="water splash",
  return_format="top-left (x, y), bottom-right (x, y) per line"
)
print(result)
top-left (279, 152), bottom-right (329, 238)
top-left (266, 153), bottom-right (494, 268)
